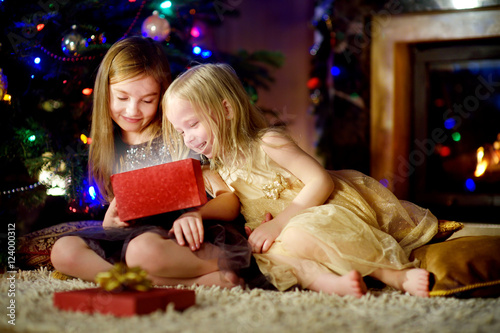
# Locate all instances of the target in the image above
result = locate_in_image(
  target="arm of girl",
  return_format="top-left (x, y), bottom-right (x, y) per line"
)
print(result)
top-left (248, 133), bottom-right (335, 253)
top-left (169, 167), bottom-right (241, 251)
top-left (102, 198), bottom-right (133, 228)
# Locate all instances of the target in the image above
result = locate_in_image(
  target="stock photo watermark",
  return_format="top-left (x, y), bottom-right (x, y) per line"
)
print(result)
top-left (6, 223), bottom-right (17, 326)
top-left (7, 0), bottom-right (69, 54)
top-left (384, 72), bottom-right (500, 187)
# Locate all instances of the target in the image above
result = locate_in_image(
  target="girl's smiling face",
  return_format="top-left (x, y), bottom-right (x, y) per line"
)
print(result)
top-left (167, 96), bottom-right (214, 158)
top-left (109, 75), bottom-right (160, 145)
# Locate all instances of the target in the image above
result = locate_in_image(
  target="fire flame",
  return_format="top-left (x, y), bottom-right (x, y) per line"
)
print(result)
top-left (474, 134), bottom-right (500, 177)
top-left (474, 147), bottom-right (487, 177)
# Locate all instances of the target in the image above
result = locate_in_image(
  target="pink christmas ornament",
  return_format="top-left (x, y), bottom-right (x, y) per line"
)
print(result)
top-left (141, 11), bottom-right (171, 42)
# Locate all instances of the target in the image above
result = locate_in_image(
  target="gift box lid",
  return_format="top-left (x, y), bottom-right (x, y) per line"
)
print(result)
top-left (111, 158), bottom-right (207, 221)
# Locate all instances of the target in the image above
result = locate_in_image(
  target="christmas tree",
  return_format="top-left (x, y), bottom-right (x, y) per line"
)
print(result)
top-left (308, 0), bottom-right (375, 172)
top-left (0, 0), bottom-right (283, 235)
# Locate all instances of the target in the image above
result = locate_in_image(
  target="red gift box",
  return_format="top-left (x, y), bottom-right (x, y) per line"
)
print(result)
top-left (111, 158), bottom-right (208, 221)
top-left (53, 288), bottom-right (196, 316)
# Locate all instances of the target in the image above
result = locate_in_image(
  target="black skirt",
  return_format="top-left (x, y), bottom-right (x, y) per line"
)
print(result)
top-left (66, 210), bottom-right (250, 268)
top-left (65, 210), bottom-right (275, 290)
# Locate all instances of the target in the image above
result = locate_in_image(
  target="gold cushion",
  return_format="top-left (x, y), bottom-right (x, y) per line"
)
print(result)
top-left (18, 221), bottom-right (102, 270)
top-left (428, 220), bottom-right (464, 243)
top-left (412, 235), bottom-right (500, 298)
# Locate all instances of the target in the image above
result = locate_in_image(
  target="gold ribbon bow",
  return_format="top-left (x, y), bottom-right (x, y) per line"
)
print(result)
top-left (262, 173), bottom-right (289, 200)
top-left (95, 263), bottom-right (152, 292)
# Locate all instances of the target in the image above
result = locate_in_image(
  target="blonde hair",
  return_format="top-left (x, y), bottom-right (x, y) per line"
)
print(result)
top-left (163, 63), bottom-right (269, 172)
top-left (90, 36), bottom-right (172, 202)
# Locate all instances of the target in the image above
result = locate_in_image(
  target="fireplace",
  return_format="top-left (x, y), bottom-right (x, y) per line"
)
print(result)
top-left (411, 38), bottom-right (500, 221)
top-left (370, 7), bottom-right (500, 223)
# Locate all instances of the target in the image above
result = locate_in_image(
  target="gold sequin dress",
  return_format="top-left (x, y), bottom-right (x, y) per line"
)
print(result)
top-left (219, 147), bottom-right (438, 291)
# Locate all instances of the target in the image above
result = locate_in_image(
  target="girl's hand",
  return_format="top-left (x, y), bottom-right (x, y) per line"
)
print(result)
top-left (103, 198), bottom-right (132, 228)
top-left (245, 212), bottom-right (273, 237)
top-left (169, 210), bottom-right (204, 251)
top-left (248, 217), bottom-right (283, 253)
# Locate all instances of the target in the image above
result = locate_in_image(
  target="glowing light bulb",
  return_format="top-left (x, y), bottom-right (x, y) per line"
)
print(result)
top-left (160, 1), bottom-right (172, 8)
top-left (465, 178), bottom-right (476, 192)
top-left (89, 186), bottom-right (97, 200)
top-left (192, 46), bottom-right (201, 55)
top-left (438, 146), bottom-right (451, 157)
top-left (190, 27), bottom-right (201, 38)
top-left (331, 66), bottom-right (341, 76)
top-left (82, 88), bottom-right (93, 96)
top-left (444, 118), bottom-right (456, 129)
top-left (201, 50), bottom-right (212, 58)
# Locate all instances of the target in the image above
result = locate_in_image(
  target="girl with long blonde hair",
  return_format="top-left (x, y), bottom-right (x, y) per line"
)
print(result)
top-left (164, 63), bottom-right (439, 298)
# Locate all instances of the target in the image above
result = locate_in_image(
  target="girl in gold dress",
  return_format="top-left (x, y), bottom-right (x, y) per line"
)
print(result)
top-left (163, 63), bottom-right (439, 298)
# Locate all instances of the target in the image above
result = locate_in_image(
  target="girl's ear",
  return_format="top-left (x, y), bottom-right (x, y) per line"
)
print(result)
top-left (222, 100), bottom-right (234, 120)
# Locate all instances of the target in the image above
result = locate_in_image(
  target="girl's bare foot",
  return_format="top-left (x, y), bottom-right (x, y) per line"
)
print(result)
top-left (308, 270), bottom-right (367, 298)
top-left (401, 268), bottom-right (430, 298)
top-left (370, 267), bottom-right (431, 297)
top-left (222, 270), bottom-right (245, 289)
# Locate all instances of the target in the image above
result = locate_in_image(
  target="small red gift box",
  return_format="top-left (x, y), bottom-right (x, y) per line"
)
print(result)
top-left (53, 288), bottom-right (195, 317)
top-left (111, 158), bottom-right (208, 221)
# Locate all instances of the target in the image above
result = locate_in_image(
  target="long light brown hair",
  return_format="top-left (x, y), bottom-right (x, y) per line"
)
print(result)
top-left (162, 63), bottom-right (270, 173)
top-left (89, 36), bottom-right (172, 202)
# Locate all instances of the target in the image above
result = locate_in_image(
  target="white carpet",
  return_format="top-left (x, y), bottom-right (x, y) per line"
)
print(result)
top-left (1, 268), bottom-right (499, 333)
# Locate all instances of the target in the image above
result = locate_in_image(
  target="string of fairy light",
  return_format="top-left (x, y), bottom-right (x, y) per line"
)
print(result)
top-left (1, 183), bottom-right (43, 196)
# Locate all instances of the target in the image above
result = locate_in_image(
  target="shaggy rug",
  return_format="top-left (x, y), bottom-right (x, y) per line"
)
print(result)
top-left (1, 268), bottom-right (499, 333)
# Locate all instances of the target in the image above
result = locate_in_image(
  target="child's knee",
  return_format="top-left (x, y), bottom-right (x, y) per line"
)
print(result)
top-left (280, 227), bottom-right (306, 253)
top-left (50, 236), bottom-right (82, 270)
top-left (125, 233), bottom-right (169, 272)
top-left (280, 227), bottom-right (303, 244)
top-left (280, 227), bottom-right (325, 259)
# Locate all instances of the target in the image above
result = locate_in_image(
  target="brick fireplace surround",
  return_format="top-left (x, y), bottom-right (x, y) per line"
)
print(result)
top-left (370, 7), bottom-right (500, 203)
